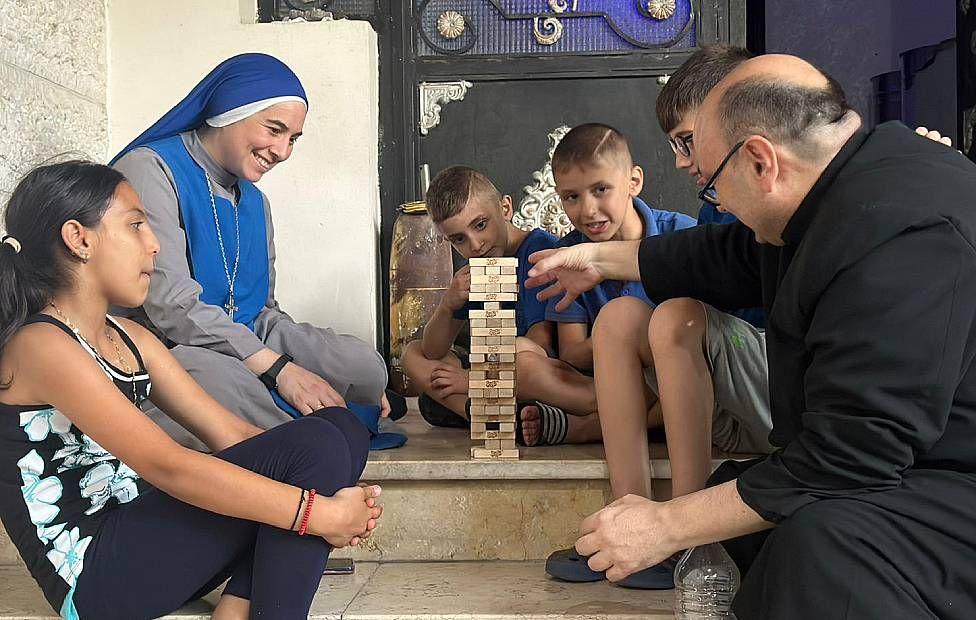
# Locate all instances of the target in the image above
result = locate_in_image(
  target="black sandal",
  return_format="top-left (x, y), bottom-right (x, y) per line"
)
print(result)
top-left (515, 401), bottom-right (569, 446)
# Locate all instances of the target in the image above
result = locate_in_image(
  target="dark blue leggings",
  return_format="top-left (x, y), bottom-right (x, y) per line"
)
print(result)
top-left (72, 407), bottom-right (369, 620)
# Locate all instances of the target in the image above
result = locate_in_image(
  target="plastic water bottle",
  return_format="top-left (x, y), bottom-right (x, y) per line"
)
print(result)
top-left (673, 543), bottom-right (740, 619)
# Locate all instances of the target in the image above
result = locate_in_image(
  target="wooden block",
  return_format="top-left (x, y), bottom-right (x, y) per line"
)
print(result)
top-left (469, 309), bottom-right (516, 319)
top-left (469, 266), bottom-right (486, 275)
top-left (483, 302), bottom-right (501, 310)
top-left (469, 293), bottom-right (517, 302)
top-left (501, 336), bottom-right (515, 346)
top-left (469, 370), bottom-right (486, 380)
top-left (486, 353), bottom-right (515, 363)
top-left (499, 439), bottom-right (517, 450)
top-left (469, 389), bottom-right (484, 398)
top-left (470, 283), bottom-right (486, 293)
top-left (471, 274), bottom-right (517, 284)
top-left (471, 431), bottom-right (517, 440)
top-left (471, 336), bottom-right (487, 345)
top-left (486, 318), bottom-right (501, 327)
top-left (470, 344), bottom-right (517, 354)
top-left (500, 266), bottom-right (516, 275)
top-left (469, 404), bottom-right (486, 415)
top-left (499, 371), bottom-right (514, 380)
top-left (498, 388), bottom-right (514, 398)
top-left (469, 353), bottom-right (485, 363)
top-left (501, 283), bottom-right (518, 293)
top-left (471, 447), bottom-right (520, 460)
top-left (499, 422), bottom-right (515, 432)
top-left (471, 327), bottom-right (517, 336)
top-left (484, 283), bottom-right (500, 293)
top-left (482, 361), bottom-right (517, 372)
top-left (486, 266), bottom-right (500, 275)
top-left (484, 439), bottom-right (502, 450)
top-left (468, 380), bottom-right (516, 389)
top-left (469, 319), bottom-right (486, 328)
top-left (469, 257), bottom-right (518, 267)
top-left (485, 336), bottom-right (500, 345)
top-left (471, 423), bottom-right (487, 433)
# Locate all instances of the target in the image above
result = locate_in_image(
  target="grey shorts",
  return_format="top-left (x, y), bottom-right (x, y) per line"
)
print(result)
top-left (643, 302), bottom-right (773, 454)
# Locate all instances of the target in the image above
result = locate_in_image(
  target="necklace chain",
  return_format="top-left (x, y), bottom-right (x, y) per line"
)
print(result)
top-left (205, 170), bottom-right (240, 316)
top-left (48, 302), bottom-right (139, 401)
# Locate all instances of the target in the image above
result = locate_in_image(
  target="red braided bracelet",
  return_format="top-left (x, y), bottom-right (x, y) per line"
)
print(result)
top-left (298, 488), bottom-right (316, 536)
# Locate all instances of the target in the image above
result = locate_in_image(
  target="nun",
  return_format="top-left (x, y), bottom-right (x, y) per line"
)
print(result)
top-left (112, 53), bottom-right (389, 450)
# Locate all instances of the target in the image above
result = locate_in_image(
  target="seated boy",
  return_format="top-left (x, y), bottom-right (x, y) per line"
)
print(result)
top-left (539, 122), bottom-right (696, 439)
top-left (402, 166), bottom-right (602, 444)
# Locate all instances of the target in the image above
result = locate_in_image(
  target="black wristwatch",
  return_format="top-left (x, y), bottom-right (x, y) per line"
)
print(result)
top-left (259, 354), bottom-right (293, 390)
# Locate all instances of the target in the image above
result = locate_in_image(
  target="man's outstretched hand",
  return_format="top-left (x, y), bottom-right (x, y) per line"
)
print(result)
top-left (526, 245), bottom-right (606, 312)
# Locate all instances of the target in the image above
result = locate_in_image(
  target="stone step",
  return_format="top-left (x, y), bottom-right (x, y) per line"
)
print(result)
top-left (1, 407), bottom-right (743, 565)
top-left (0, 561), bottom-right (674, 619)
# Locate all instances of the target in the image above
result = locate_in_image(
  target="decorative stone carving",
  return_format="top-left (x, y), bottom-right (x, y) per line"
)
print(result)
top-left (513, 126), bottom-right (574, 238)
top-left (436, 11), bottom-right (466, 39)
top-left (646, 0), bottom-right (677, 20)
top-left (419, 80), bottom-right (473, 135)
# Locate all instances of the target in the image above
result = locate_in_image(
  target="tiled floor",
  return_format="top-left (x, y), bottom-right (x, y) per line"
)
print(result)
top-left (0, 562), bottom-right (674, 619)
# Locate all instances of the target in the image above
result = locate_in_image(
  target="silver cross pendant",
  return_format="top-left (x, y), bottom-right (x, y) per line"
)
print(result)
top-left (224, 294), bottom-right (238, 316)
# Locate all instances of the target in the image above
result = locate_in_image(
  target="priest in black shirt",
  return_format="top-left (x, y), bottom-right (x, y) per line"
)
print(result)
top-left (528, 54), bottom-right (976, 618)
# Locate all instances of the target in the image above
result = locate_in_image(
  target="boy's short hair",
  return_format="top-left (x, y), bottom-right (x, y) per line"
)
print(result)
top-left (426, 165), bottom-right (502, 223)
top-left (551, 123), bottom-right (633, 174)
top-left (656, 45), bottom-right (754, 133)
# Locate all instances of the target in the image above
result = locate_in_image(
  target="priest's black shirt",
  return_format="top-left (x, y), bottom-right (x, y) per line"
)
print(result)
top-left (638, 122), bottom-right (976, 523)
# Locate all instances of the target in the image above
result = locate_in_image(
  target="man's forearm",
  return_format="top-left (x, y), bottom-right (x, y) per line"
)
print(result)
top-left (594, 240), bottom-right (643, 282)
top-left (661, 480), bottom-right (773, 550)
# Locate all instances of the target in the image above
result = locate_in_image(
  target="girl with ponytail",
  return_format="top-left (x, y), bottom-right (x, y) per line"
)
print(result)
top-left (0, 161), bottom-right (382, 619)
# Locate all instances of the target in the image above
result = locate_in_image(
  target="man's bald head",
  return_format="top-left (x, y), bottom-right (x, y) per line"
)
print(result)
top-left (701, 54), bottom-right (854, 160)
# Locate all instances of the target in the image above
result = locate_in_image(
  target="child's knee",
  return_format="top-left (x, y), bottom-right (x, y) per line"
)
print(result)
top-left (592, 296), bottom-right (652, 345)
top-left (647, 297), bottom-right (706, 351)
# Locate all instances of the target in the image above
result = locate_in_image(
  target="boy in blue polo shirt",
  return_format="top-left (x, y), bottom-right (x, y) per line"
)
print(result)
top-left (545, 123), bottom-right (696, 368)
top-left (402, 166), bottom-right (603, 444)
top-left (513, 123), bottom-right (695, 449)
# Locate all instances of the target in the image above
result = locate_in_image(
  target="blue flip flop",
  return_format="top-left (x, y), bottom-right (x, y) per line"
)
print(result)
top-left (271, 391), bottom-right (407, 450)
top-left (545, 547), bottom-right (679, 589)
top-left (346, 402), bottom-right (408, 451)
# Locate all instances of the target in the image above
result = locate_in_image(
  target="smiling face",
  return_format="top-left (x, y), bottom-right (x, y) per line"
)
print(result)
top-left (436, 194), bottom-right (514, 259)
top-left (554, 158), bottom-right (644, 242)
top-left (86, 182), bottom-right (160, 308)
top-left (206, 101), bottom-right (307, 182)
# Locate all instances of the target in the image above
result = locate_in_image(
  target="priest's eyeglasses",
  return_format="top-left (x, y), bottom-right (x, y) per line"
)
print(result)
top-left (668, 133), bottom-right (695, 158)
top-left (698, 140), bottom-right (745, 206)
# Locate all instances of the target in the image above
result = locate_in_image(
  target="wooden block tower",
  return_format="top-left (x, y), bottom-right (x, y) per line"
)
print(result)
top-left (467, 257), bottom-right (519, 460)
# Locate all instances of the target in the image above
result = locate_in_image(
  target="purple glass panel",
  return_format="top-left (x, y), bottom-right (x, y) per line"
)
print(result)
top-left (416, 0), bottom-right (696, 57)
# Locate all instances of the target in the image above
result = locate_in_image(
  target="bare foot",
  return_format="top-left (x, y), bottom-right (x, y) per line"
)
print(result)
top-left (520, 405), bottom-right (542, 446)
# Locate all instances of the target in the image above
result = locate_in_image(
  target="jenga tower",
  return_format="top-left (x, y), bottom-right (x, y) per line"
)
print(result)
top-left (467, 257), bottom-right (519, 460)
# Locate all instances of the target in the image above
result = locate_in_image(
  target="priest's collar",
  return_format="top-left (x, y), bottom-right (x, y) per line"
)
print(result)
top-left (182, 130), bottom-right (238, 190)
top-left (782, 128), bottom-right (869, 246)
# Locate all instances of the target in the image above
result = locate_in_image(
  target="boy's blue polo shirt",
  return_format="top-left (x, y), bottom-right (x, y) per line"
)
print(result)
top-left (453, 227), bottom-right (558, 335)
top-left (546, 197), bottom-right (696, 325)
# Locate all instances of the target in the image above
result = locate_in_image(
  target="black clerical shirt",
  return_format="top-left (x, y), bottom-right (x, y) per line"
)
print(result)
top-left (638, 122), bottom-right (976, 523)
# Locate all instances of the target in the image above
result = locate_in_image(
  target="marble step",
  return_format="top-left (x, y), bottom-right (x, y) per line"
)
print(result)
top-left (0, 561), bottom-right (674, 619)
top-left (1, 411), bottom-right (742, 565)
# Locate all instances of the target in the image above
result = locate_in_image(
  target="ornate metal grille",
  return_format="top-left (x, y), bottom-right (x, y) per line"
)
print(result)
top-left (416, 0), bottom-right (696, 56)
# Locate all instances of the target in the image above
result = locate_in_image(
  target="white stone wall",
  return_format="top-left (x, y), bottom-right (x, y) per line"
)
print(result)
top-left (0, 0), bottom-right (108, 205)
top-left (107, 0), bottom-right (381, 344)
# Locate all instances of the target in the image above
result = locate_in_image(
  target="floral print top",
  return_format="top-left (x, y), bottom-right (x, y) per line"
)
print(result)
top-left (0, 315), bottom-right (151, 618)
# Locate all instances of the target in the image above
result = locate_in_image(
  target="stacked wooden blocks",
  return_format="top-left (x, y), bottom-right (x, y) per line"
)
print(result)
top-left (468, 257), bottom-right (519, 460)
